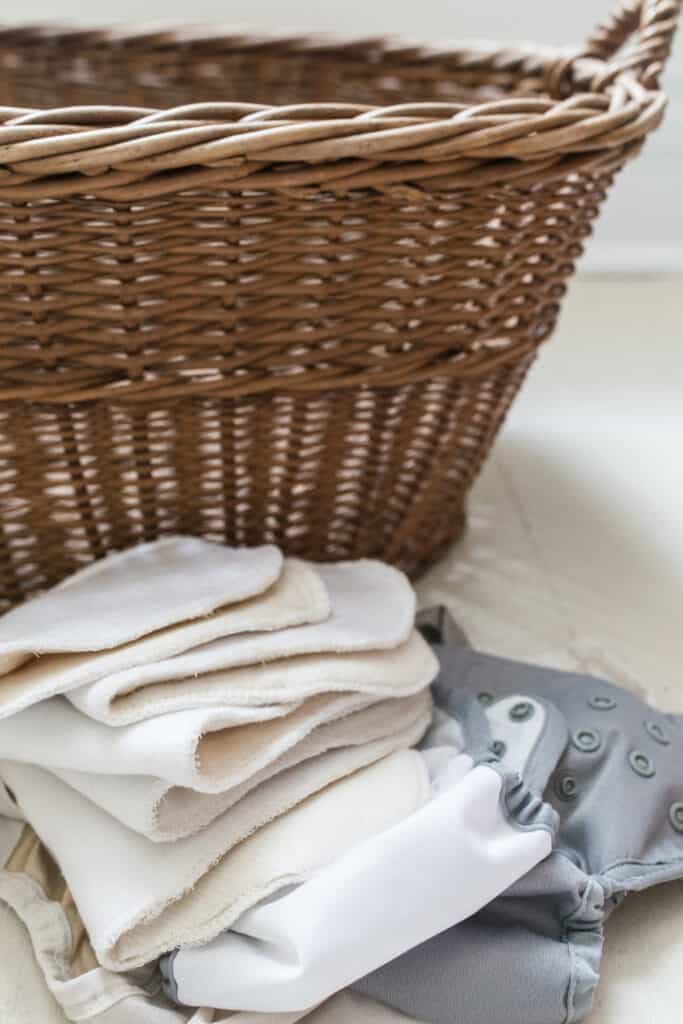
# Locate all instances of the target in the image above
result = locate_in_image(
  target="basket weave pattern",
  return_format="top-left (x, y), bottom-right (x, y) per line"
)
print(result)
top-left (0, 0), bottom-right (679, 607)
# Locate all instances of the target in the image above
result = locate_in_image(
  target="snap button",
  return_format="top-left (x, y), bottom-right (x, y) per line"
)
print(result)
top-left (554, 771), bottom-right (578, 802)
top-left (588, 695), bottom-right (617, 711)
top-left (629, 750), bottom-right (655, 778)
top-left (509, 700), bottom-right (534, 722)
top-left (477, 692), bottom-right (493, 707)
top-left (669, 802), bottom-right (683, 834)
top-left (572, 728), bottom-right (601, 754)
top-left (645, 720), bottom-right (670, 746)
top-left (490, 739), bottom-right (506, 758)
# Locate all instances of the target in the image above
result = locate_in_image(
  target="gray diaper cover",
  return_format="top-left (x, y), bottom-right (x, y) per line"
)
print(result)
top-left (356, 608), bottom-right (683, 1024)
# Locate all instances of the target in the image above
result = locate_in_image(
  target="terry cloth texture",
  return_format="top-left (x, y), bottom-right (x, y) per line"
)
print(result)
top-left (69, 561), bottom-right (417, 725)
top-left (50, 692), bottom-right (432, 840)
top-left (0, 558), bottom-right (329, 722)
top-left (0, 539), bottom-right (285, 716)
top-left (67, 631), bottom-right (435, 729)
top-left (353, 608), bottom-right (683, 1024)
top-left (1, 749), bottom-right (430, 972)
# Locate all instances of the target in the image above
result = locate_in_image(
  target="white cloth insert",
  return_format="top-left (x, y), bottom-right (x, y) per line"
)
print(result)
top-left (0, 699), bottom-right (301, 790)
top-left (0, 538), bottom-right (284, 715)
top-left (69, 561), bottom-right (417, 725)
top-left (69, 629), bottom-right (436, 727)
top-left (0, 558), bottom-right (328, 721)
top-left (52, 693), bottom-right (432, 840)
top-left (0, 691), bottom-right (380, 793)
top-left (1, 749), bottom-right (430, 972)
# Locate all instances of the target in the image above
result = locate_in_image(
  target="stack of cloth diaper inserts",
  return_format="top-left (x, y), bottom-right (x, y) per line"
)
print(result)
top-left (1, 540), bottom-right (680, 1024)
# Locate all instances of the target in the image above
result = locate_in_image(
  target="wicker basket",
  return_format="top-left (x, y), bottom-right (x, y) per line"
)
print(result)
top-left (0, 0), bottom-right (679, 608)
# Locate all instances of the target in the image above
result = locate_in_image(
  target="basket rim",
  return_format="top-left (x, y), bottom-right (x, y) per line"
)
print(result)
top-left (0, 13), bottom-right (678, 198)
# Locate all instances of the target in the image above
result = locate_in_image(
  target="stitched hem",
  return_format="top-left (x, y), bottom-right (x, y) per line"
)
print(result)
top-left (0, 868), bottom-right (156, 1020)
top-left (105, 742), bottom-right (431, 971)
top-left (155, 705), bottom-right (432, 840)
top-left (561, 876), bottom-right (604, 1024)
top-left (600, 854), bottom-right (683, 893)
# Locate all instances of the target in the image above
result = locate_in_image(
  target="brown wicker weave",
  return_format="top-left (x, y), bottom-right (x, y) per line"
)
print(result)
top-left (0, 0), bottom-right (679, 607)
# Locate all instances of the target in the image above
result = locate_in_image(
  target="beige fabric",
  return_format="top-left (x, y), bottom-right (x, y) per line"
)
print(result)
top-left (2, 750), bottom-right (430, 972)
top-left (0, 899), bottom-right (70, 1024)
top-left (5, 826), bottom-right (97, 977)
top-left (0, 817), bottom-right (194, 1023)
top-left (72, 629), bottom-right (436, 727)
top-left (0, 539), bottom-right (284, 715)
top-left (195, 691), bottom-right (375, 791)
top-left (0, 560), bottom-right (328, 723)
top-left (70, 561), bottom-right (417, 725)
top-left (0, 697), bottom-right (306, 788)
top-left (54, 692), bottom-right (432, 840)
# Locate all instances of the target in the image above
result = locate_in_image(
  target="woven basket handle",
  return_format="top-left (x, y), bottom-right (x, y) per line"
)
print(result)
top-left (579, 0), bottom-right (681, 87)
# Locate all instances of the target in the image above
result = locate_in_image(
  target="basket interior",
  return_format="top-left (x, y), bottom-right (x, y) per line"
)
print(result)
top-left (0, 31), bottom-right (550, 111)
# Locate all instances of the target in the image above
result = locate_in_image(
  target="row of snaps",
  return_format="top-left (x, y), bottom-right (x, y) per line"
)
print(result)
top-left (480, 691), bottom-right (682, 833)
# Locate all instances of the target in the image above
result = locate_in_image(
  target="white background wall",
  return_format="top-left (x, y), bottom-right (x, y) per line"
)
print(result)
top-left (3, 1), bottom-right (682, 272)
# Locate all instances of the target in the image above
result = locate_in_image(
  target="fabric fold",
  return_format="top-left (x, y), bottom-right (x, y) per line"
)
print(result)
top-left (52, 693), bottom-right (433, 840)
top-left (0, 689), bottom-right (381, 792)
top-left (165, 763), bottom-right (552, 1012)
top-left (69, 561), bottom-right (417, 725)
top-left (68, 630), bottom-right (436, 727)
top-left (0, 539), bottom-right (284, 716)
top-left (0, 558), bottom-right (329, 721)
top-left (0, 818), bottom-right (425, 1024)
top-left (1, 749), bottom-right (430, 971)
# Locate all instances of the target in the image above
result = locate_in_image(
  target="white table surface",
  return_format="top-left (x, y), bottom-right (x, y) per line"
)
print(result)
top-left (1, 277), bottom-right (682, 1023)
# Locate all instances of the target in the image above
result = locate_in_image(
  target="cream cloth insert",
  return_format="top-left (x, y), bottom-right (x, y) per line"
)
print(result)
top-left (0, 538), bottom-right (282, 675)
top-left (0, 672), bottom-right (425, 793)
top-left (53, 692), bottom-right (433, 840)
top-left (1, 750), bottom-right (429, 972)
top-left (69, 560), bottom-right (416, 725)
top-left (0, 557), bottom-right (327, 720)
top-left (70, 629), bottom-right (436, 726)
top-left (0, 696), bottom-right (305, 788)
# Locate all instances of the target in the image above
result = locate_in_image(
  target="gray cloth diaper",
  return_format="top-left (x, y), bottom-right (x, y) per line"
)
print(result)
top-left (356, 607), bottom-right (683, 1024)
